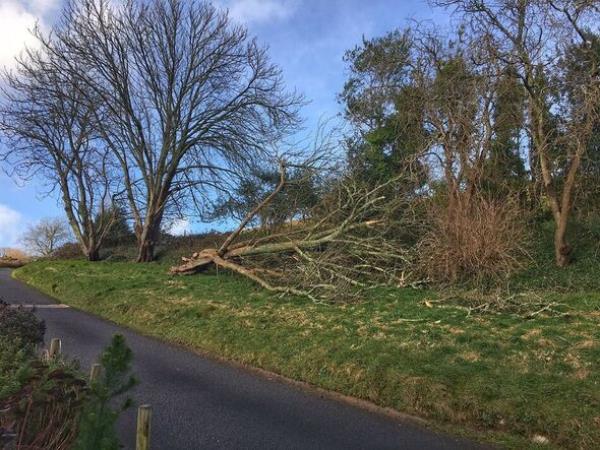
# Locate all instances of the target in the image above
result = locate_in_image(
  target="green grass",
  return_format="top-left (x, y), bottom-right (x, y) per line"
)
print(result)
top-left (511, 220), bottom-right (600, 292)
top-left (12, 260), bottom-right (600, 449)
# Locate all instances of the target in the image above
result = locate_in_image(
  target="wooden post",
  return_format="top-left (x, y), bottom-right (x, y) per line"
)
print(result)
top-left (49, 338), bottom-right (61, 358)
top-left (136, 404), bottom-right (152, 450)
top-left (89, 363), bottom-right (102, 382)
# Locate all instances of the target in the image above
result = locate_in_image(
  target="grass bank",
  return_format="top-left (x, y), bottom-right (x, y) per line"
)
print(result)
top-left (13, 260), bottom-right (600, 449)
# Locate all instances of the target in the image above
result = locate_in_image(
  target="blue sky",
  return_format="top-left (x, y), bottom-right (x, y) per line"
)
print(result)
top-left (0, 0), bottom-right (449, 248)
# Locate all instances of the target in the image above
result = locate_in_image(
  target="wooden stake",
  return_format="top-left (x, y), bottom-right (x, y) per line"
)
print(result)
top-left (89, 363), bottom-right (102, 382)
top-left (136, 404), bottom-right (152, 450)
top-left (49, 338), bottom-right (61, 358)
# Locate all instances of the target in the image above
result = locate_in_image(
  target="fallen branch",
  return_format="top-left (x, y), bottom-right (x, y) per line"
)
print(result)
top-left (171, 168), bottom-right (418, 301)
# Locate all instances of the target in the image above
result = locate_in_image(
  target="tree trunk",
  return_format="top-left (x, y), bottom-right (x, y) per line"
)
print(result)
top-left (530, 100), bottom-right (577, 269)
top-left (87, 247), bottom-right (101, 262)
top-left (554, 214), bottom-right (571, 267)
top-left (136, 218), bottom-right (162, 263)
top-left (137, 238), bottom-right (156, 263)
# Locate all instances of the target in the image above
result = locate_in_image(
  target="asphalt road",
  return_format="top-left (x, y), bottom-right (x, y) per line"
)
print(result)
top-left (0, 268), bottom-right (489, 450)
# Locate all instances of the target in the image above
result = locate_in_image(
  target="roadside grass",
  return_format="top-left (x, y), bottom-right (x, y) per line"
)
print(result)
top-left (13, 260), bottom-right (600, 449)
top-left (510, 220), bottom-right (600, 292)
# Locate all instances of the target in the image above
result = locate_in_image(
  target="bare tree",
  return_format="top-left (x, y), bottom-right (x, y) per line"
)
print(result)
top-left (0, 42), bottom-right (119, 261)
top-left (34, 0), bottom-right (301, 262)
top-left (21, 218), bottom-right (71, 257)
top-left (409, 29), bottom-right (499, 204)
top-left (435, 0), bottom-right (600, 266)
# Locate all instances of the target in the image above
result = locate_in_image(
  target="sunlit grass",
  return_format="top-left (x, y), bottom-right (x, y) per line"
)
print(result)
top-left (13, 260), bottom-right (600, 449)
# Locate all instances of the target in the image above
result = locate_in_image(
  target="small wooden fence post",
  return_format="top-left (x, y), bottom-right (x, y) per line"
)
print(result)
top-left (89, 363), bottom-right (102, 382)
top-left (136, 404), bottom-right (152, 450)
top-left (49, 338), bottom-right (62, 358)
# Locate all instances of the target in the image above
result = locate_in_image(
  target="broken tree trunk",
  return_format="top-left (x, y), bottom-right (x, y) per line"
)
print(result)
top-left (170, 164), bottom-right (415, 301)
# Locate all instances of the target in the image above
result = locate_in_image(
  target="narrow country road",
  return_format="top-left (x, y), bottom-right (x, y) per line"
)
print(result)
top-left (0, 269), bottom-right (489, 450)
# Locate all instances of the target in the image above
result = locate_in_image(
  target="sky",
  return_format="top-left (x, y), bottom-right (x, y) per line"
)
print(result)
top-left (0, 0), bottom-right (449, 248)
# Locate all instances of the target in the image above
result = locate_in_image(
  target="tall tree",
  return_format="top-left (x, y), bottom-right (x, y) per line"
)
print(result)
top-left (483, 68), bottom-right (527, 195)
top-left (34, 0), bottom-right (301, 262)
top-left (340, 30), bottom-right (427, 188)
top-left (436, 0), bottom-right (600, 266)
top-left (0, 48), bottom-right (118, 261)
top-left (339, 27), bottom-right (525, 202)
top-left (215, 166), bottom-right (322, 229)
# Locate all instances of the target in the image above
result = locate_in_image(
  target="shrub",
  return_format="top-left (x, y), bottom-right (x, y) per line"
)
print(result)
top-left (74, 334), bottom-right (137, 450)
top-left (51, 241), bottom-right (84, 259)
top-left (0, 304), bottom-right (43, 401)
top-left (0, 300), bottom-right (45, 345)
top-left (418, 195), bottom-right (530, 285)
top-left (0, 361), bottom-right (87, 449)
top-left (0, 334), bottom-right (136, 450)
top-left (0, 338), bottom-right (34, 400)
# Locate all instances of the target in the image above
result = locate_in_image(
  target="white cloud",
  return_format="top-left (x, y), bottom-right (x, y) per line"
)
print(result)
top-left (167, 218), bottom-right (192, 236)
top-left (0, 204), bottom-right (24, 248)
top-left (218, 0), bottom-right (298, 24)
top-left (0, 0), bottom-right (57, 70)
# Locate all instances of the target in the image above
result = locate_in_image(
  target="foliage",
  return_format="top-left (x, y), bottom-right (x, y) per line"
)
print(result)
top-left (0, 361), bottom-right (87, 450)
top-left (481, 68), bottom-right (527, 196)
top-left (0, 305), bottom-right (86, 449)
top-left (0, 248), bottom-right (28, 260)
top-left (74, 334), bottom-right (136, 450)
top-left (51, 242), bottom-right (86, 260)
top-left (340, 30), bottom-right (427, 189)
top-left (0, 304), bottom-right (43, 404)
top-left (337, 5), bottom-right (600, 271)
top-left (0, 300), bottom-right (45, 346)
top-left (96, 206), bottom-right (135, 248)
top-left (0, 338), bottom-right (34, 401)
top-left (0, 248), bottom-right (29, 268)
top-left (213, 167), bottom-right (323, 230)
top-left (0, 258), bottom-right (27, 269)
top-left (0, 305), bottom-right (135, 450)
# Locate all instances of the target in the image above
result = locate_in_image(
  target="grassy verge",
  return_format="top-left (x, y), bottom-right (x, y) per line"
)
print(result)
top-left (13, 260), bottom-right (600, 449)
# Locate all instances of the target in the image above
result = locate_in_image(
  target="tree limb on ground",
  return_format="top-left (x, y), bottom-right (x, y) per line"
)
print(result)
top-left (171, 165), bottom-right (417, 301)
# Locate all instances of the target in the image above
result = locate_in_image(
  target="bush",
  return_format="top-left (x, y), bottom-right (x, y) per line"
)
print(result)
top-left (0, 338), bottom-right (34, 400)
top-left (418, 195), bottom-right (530, 285)
top-left (0, 361), bottom-right (87, 449)
top-left (0, 334), bottom-right (136, 450)
top-left (74, 334), bottom-right (137, 450)
top-left (0, 300), bottom-right (45, 345)
top-left (51, 241), bottom-right (84, 259)
top-left (0, 304), bottom-right (43, 402)
top-left (0, 248), bottom-right (29, 260)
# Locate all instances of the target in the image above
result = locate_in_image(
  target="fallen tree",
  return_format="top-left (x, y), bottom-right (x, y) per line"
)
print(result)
top-left (171, 162), bottom-right (418, 302)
